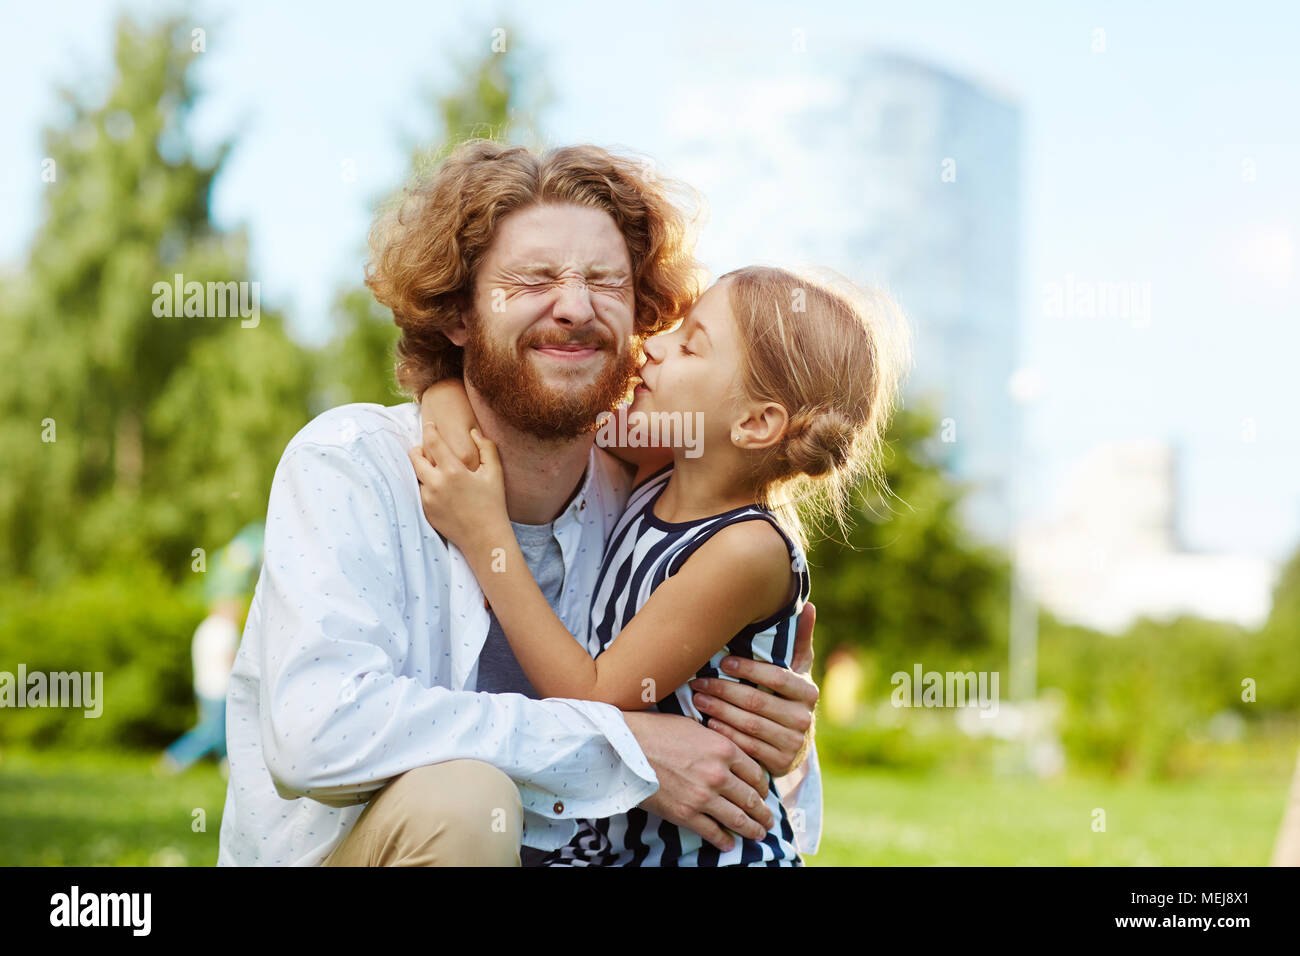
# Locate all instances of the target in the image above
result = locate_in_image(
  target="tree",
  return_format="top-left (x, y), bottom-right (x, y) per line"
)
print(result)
top-left (0, 13), bottom-right (316, 584)
top-left (321, 19), bottom-right (551, 406)
top-left (803, 394), bottom-right (1012, 672)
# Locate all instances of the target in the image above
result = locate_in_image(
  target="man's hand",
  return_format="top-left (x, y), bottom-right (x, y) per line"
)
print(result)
top-left (622, 711), bottom-right (775, 853)
top-left (688, 601), bottom-right (819, 777)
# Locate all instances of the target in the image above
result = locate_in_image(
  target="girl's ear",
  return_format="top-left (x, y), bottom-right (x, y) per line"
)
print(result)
top-left (733, 402), bottom-right (789, 451)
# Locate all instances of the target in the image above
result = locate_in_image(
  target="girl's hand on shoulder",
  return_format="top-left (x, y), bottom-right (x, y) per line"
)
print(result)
top-left (419, 379), bottom-right (481, 469)
top-left (408, 425), bottom-right (508, 549)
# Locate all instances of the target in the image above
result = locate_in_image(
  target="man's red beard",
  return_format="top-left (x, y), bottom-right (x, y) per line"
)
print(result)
top-left (462, 318), bottom-right (640, 440)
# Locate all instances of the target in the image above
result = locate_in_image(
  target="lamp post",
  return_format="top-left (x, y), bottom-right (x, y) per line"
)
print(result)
top-left (1007, 366), bottom-right (1041, 703)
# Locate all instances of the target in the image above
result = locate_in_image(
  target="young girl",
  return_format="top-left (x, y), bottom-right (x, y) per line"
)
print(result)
top-left (410, 265), bottom-right (907, 866)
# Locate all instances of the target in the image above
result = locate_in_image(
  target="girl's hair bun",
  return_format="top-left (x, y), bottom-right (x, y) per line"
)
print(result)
top-left (781, 406), bottom-right (859, 479)
top-left (720, 264), bottom-right (913, 550)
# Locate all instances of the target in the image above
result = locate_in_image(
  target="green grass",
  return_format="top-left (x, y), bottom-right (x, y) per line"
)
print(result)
top-left (0, 747), bottom-right (227, 866)
top-left (808, 764), bottom-right (1289, 866)
top-left (0, 746), bottom-right (1291, 865)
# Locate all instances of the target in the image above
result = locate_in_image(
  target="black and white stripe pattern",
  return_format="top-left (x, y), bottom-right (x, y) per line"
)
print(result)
top-left (544, 465), bottom-right (810, 867)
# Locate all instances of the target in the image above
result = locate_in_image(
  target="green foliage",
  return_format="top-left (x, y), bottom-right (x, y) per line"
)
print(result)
top-left (0, 563), bottom-right (205, 749)
top-left (816, 541), bottom-right (1300, 781)
top-left (817, 713), bottom-right (998, 773)
top-left (319, 286), bottom-right (404, 408)
top-left (430, 20), bottom-right (551, 149)
top-left (1252, 546), bottom-right (1300, 706)
top-left (146, 314), bottom-right (315, 573)
top-left (1036, 608), bottom-right (1298, 778)
top-left (804, 396), bottom-right (1011, 670)
top-left (0, 13), bottom-right (570, 753)
top-left (0, 13), bottom-right (318, 587)
top-left (324, 18), bottom-right (553, 408)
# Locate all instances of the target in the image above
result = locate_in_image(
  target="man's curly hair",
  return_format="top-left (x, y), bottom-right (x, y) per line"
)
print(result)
top-left (365, 139), bottom-right (705, 398)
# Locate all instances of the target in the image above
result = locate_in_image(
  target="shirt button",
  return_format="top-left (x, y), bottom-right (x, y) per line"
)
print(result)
top-left (553, 800), bottom-right (565, 814)
top-left (579, 501), bottom-right (586, 511)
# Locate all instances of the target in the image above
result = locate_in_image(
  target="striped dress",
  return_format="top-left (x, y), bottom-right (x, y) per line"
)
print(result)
top-left (542, 464), bottom-right (810, 867)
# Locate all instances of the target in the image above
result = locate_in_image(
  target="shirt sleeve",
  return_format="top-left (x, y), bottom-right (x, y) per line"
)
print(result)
top-left (253, 439), bottom-right (658, 845)
top-left (777, 743), bottom-right (823, 855)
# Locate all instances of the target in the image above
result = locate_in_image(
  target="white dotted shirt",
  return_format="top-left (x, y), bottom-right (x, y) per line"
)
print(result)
top-left (216, 401), bottom-right (822, 865)
top-left (216, 401), bottom-right (659, 865)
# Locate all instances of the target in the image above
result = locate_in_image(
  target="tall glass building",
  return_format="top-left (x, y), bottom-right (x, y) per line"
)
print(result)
top-left (813, 53), bottom-right (1024, 545)
top-left (664, 51), bottom-right (1023, 545)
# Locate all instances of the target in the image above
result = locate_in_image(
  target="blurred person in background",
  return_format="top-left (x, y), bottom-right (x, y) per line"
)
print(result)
top-left (821, 646), bottom-right (865, 726)
top-left (158, 522), bottom-right (265, 776)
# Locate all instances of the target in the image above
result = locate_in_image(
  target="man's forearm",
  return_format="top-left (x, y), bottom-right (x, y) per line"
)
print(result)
top-left (259, 657), bottom-right (656, 821)
top-left (620, 709), bottom-right (775, 849)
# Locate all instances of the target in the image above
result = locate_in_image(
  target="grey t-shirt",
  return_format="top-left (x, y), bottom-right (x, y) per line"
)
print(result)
top-left (473, 517), bottom-right (567, 866)
top-left (474, 518), bottom-right (565, 697)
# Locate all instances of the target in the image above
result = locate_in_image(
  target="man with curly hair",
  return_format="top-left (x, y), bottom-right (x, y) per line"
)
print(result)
top-left (218, 140), bottom-right (822, 866)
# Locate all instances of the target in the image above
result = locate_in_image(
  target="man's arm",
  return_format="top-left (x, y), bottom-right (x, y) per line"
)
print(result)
top-left (257, 429), bottom-right (776, 852)
top-left (687, 601), bottom-right (822, 853)
top-left (622, 712), bottom-right (774, 849)
top-left (405, 401), bottom-right (787, 849)
top-left (253, 436), bottom-right (659, 837)
top-left (688, 601), bottom-right (819, 775)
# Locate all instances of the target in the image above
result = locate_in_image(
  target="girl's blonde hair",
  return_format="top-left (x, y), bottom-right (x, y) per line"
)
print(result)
top-left (720, 265), bottom-right (912, 551)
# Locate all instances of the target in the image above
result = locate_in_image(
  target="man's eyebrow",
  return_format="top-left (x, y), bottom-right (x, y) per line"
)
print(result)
top-left (507, 263), bottom-right (630, 280)
top-left (585, 265), bottom-right (630, 280)
top-left (509, 263), bottom-right (558, 278)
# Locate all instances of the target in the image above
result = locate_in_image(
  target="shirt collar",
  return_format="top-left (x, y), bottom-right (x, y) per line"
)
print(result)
top-left (555, 446), bottom-right (599, 530)
top-left (403, 401), bottom-right (599, 532)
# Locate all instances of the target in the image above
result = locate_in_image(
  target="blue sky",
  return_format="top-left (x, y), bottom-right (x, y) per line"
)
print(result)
top-left (3, 0), bottom-right (1298, 560)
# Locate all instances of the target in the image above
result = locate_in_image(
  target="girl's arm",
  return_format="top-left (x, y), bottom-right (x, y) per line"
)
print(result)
top-left (409, 427), bottom-right (795, 711)
top-left (419, 378), bottom-right (481, 470)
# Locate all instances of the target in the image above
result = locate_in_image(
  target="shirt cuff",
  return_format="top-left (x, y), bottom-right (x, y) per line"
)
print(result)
top-left (517, 701), bottom-right (659, 850)
top-left (782, 744), bottom-right (824, 856)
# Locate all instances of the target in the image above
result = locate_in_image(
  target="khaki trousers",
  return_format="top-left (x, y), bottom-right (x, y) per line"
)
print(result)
top-left (322, 759), bottom-right (523, 866)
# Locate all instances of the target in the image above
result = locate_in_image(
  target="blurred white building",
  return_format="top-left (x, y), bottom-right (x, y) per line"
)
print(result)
top-left (665, 51), bottom-right (1023, 546)
top-left (1016, 439), bottom-right (1279, 633)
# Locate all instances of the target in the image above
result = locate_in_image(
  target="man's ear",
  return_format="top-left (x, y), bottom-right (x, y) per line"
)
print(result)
top-left (445, 302), bottom-right (470, 348)
top-left (733, 402), bottom-right (789, 452)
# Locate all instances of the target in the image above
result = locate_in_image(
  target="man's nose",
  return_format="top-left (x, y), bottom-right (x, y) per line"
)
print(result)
top-left (552, 278), bottom-right (596, 327)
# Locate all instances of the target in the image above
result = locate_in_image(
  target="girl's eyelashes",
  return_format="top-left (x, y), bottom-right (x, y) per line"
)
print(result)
top-left (678, 343), bottom-right (693, 357)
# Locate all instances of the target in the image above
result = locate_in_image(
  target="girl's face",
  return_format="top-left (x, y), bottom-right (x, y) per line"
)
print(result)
top-left (632, 279), bottom-right (745, 451)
